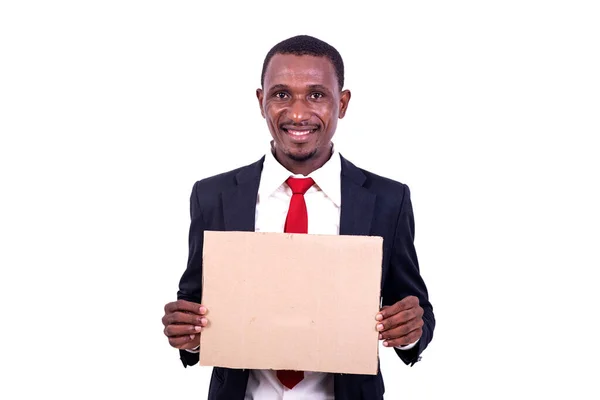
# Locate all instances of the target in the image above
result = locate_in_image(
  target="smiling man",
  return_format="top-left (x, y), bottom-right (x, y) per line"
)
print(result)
top-left (162, 35), bottom-right (435, 400)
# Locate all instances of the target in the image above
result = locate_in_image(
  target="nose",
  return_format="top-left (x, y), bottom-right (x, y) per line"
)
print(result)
top-left (289, 98), bottom-right (310, 123)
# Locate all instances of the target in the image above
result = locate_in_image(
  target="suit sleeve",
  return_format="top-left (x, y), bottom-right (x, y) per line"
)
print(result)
top-left (382, 184), bottom-right (435, 366)
top-left (176, 181), bottom-right (205, 367)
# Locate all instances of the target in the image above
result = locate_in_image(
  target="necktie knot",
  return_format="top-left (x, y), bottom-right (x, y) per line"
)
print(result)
top-left (286, 177), bottom-right (315, 195)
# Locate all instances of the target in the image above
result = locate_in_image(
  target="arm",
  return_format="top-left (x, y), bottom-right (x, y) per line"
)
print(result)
top-left (381, 184), bottom-right (435, 366)
top-left (175, 181), bottom-right (207, 367)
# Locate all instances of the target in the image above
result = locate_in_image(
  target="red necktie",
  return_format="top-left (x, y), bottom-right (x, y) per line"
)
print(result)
top-left (276, 176), bottom-right (314, 389)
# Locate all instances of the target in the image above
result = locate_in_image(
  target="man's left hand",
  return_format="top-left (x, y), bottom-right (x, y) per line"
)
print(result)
top-left (376, 296), bottom-right (424, 347)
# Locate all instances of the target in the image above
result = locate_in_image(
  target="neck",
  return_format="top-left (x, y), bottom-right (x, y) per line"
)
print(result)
top-left (272, 143), bottom-right (333, 176)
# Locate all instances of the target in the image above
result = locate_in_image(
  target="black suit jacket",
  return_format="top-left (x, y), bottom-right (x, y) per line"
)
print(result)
top-left (176, 155), bottom-right (435, 400)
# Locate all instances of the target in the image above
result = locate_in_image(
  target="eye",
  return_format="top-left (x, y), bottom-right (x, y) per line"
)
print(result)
top-left (310, 92), bottom-right (324, 100)
top-left (274, 91), bottom-right (288, 99)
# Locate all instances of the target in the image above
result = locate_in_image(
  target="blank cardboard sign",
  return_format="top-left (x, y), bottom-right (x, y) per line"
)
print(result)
top-left (199, 231), bottom-right (383, 375)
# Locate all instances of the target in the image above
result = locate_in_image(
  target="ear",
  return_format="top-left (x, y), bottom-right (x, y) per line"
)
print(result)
top-left (338, 89), bottom-right (351, 119)
top-left (256, 88), bottom-right (265, 118)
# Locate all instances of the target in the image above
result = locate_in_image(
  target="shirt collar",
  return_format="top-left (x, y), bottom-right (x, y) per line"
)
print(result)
top-left (258, 143), bottom-right (342, 207)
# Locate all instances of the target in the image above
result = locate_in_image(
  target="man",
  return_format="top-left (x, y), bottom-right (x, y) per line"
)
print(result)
top-left (162, 35), bottom-right (435, 400)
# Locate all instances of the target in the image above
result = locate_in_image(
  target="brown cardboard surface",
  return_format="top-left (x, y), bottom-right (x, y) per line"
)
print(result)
top-left (199, 231), bottom-right (383, 375)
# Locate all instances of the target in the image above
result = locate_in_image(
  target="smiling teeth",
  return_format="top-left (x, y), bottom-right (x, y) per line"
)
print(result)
top-left (288, 130), bottom-right (312, 136)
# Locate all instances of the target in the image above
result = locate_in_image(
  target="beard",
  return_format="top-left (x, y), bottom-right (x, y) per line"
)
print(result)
top-left (284, 148), bottom-right (318, 162)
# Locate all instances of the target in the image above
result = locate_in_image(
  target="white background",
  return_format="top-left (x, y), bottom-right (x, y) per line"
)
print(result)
top-left (1, 1), bottom-right (599, 399)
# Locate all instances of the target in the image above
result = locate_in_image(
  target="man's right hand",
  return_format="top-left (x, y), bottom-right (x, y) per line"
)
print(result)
top-left (162, 300), bottom-right (208, 350)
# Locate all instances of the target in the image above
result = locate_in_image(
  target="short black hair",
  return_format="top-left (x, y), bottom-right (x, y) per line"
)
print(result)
top-left (261, 35), bottom-right (345, 90)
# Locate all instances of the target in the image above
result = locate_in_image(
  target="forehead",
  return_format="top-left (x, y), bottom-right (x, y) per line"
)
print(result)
top-left (263, 54), bottom-right (338, 90)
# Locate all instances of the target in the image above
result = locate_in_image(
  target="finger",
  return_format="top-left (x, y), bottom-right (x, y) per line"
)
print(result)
top-left (164, 300), bottom-right (206, 315)
top-left (376, 306), bottom-right (424, 332)
top-left (376, 304), bottom-right (402, 321)
top-left (379, 317), bottom-right (424, 340)
top-left (377, 296), bottom-right (420, 320)
top-left (382, 327), bottom-right (422, 348)
top-left (164, 300), bottom-right (207, 315)
top-left (164, 324), bottom-right (203, 337)
top-left (168, 334), bottom-right (199, 349)
top-left (162, 312), bottom-right (208, 328)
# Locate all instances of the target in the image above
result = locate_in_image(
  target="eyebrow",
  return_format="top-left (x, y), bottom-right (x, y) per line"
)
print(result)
top-left (267, 84), bottom-right (289, 93)
top-left (306, 84), bottom-right (332, 94)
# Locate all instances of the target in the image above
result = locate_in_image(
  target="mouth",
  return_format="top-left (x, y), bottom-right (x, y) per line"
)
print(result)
top-left (281, 126), bottom-right (318, 142)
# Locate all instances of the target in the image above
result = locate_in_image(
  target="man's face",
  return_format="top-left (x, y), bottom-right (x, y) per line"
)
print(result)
top-left (257, 54), bottom-right (351, 163)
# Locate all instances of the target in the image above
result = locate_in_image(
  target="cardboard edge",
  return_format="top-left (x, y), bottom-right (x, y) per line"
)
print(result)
top-left (199, 231), bottom-right (386, 374)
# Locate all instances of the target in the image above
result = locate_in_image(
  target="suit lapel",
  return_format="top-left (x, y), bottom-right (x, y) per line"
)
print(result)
top-left (339, 155), bottom-right (376, 236)
top-left (222, 157), bottom-right (264, 232)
